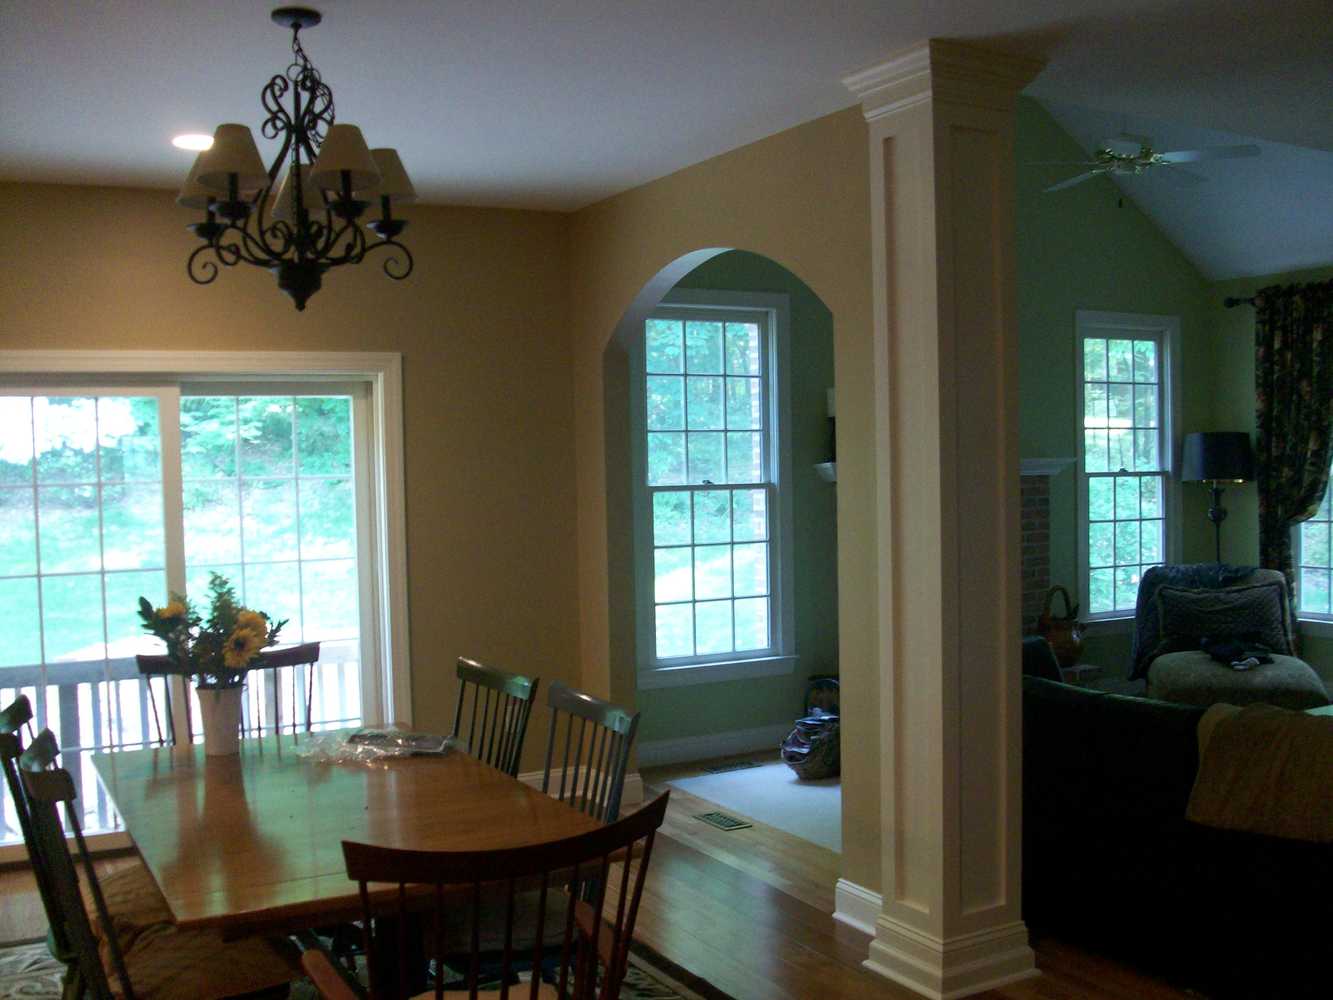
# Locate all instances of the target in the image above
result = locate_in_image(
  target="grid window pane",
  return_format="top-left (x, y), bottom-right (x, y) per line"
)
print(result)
top-left (646, 319), bottom-right (684, 374)
top-left (686, 377), bottom-right (724, 430)
top-left (695, 601), bottom-right (733, 655)
top-left (646, 310), bottom-right (776, 662)
top-left (655, 604), bottom-right (693, 658)
top-left (653, 493), bottom-right (691, 546)
top-left (685, 322), bottom-right (724, 374)
top-left (1083, 334), bottom-right (1166, 616)
top-left (692, 491), bottom-right (730, 544)
top-left (654, 547), bottom-right (692, 603)
top-left (647, 376), bottom-right (684, 430)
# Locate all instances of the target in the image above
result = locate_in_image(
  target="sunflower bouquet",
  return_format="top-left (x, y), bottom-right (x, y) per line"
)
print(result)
top-left (138, 573), bottom-right (286, 689)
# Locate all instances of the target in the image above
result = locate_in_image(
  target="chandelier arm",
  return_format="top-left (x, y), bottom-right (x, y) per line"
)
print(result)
top-left (363, 238), bottom-right (415, 280)
top-left (187, 245), bottom-right (223, 285)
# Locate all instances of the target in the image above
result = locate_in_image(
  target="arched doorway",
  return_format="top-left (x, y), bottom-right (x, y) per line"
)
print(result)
top-left (603, 249), bottom-right (841, 853)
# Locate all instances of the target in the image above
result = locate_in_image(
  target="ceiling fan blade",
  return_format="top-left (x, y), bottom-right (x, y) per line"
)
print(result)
top-left (1044, 170), bottom-right (1102, 193)
top-left (1156, 144), bottom-right (1261, 163)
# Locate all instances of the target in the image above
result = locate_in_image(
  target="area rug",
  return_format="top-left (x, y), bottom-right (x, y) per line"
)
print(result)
top-left (0, 939), bottom-right (731, 1000)
top-left (668, 761), bottom-right (841, 851)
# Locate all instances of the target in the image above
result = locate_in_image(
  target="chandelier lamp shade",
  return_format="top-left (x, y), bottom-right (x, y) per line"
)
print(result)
top-left (179, 7), bottom-right (415, 310)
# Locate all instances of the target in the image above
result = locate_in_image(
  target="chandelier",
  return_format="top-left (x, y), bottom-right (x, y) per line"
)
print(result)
top-left (178, 7), bottom-right (415, 311)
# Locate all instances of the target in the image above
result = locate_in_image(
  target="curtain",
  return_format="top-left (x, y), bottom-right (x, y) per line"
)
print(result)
top-left (1255, 279), bottom-right (1333, 585)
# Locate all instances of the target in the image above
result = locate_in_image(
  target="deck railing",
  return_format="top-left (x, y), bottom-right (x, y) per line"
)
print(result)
top-left (1, 640), bottom-right (361, 846)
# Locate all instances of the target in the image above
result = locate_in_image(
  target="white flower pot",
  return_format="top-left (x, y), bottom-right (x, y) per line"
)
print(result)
top-left (197, 685), bottom-right (244, 756)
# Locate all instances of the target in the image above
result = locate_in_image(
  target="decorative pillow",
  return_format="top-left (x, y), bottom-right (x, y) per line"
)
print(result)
top-left (1155, 581), bottom-right (1292, 656)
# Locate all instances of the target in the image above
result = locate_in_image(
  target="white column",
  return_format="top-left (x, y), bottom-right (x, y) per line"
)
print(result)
top-left (843, 40), bottom-right (1042, 999)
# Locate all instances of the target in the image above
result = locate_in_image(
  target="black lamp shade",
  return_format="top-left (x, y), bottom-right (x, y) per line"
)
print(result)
top-left (1181, 431), bottom-right (1254, 483)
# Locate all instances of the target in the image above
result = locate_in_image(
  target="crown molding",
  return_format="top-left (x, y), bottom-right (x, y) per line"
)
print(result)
top-left (843, 39), bottom-right (1044, 121)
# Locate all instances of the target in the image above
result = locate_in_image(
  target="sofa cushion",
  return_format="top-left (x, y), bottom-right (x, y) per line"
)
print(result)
top-left (1155, 580), bottom-right (1292, 655)
top-left (1147, 650), bottom-right (1330, 710)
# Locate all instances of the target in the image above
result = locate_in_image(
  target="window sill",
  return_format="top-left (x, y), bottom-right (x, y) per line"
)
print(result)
top-left (637, 655), bottom-right (797, 690)
top-left (1080, 616), bottom-right (1135, 637)
top-left (1297, 617), bottom-right (1333, 639)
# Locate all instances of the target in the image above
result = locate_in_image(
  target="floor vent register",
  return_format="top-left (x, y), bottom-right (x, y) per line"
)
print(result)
top-left (693, 810), bottom-right (753, 832)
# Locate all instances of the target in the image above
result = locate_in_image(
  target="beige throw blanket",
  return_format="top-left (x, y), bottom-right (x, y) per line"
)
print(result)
top-left (1187, 703), bottom-right (1333, 842)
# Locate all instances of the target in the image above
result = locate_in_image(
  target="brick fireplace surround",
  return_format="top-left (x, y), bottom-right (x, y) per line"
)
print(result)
top-left (1020, 459), bottom-right (1072, 634)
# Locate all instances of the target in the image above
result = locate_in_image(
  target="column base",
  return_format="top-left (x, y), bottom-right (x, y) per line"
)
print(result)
top-left (863, 916), bottom-right (1037, 1000)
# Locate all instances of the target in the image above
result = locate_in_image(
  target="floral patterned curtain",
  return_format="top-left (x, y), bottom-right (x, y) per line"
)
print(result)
top-left (1255, 279), bottom-right (1333, 585)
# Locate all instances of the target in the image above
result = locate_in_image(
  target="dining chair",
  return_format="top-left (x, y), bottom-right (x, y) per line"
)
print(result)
top-left (300, 791), bottom-right (670, 1000)
top-left (135, 653), bottom-right (193, 747)
top-left (18, 728), bottom-right (301, 1000)
top-left (450, 657), bottom-right (540, 777)
top-left (245, 641), bottom-right (323, 741)
top-left (541, 684), bottom-right (640, 823)
top-left (1, 695), bottom-right (73, 966)
top-left (3, 696), bottom-right (176, 995)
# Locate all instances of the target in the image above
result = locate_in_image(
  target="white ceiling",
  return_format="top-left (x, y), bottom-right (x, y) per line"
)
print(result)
top-left (1, 1), bottom-right (1331, 232)
top-left (1038, 101), bottom-right (1333, 281)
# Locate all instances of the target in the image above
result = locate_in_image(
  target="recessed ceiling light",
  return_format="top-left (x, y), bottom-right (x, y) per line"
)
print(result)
top-left (172, 133), bottom-right (213, 151)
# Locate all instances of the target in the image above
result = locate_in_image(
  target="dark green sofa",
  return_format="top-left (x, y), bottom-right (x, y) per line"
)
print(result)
top-left (1022, 675), bottom-right (1331, 998)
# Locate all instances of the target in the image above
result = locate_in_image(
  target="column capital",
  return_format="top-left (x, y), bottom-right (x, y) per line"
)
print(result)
top-left (843, 39), bottom-right (1043, 121)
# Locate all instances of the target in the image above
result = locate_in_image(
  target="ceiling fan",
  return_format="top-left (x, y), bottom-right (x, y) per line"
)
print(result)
top-left (1037, 134), bottom-right (1260, 192)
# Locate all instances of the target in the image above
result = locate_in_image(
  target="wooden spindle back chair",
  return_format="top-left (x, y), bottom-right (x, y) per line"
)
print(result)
top-left (18, 730), bottom-right (127, 1000)
top-left (301, 792), bottom-right (670, 1000)
top-left (1, 696), bottom-right (74, 965)
top-left (135, 654), bottom-right (193, 747)
top-left (542, 684), bottom-right (640, 823)
top-left (244, 641), bottom-right (322, 742)
top-left (450, 658), bottom-right (539, 777)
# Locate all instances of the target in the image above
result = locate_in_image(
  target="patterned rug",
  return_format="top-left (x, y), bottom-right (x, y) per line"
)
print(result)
top-left (0, 939), bottom-right (728, 1000)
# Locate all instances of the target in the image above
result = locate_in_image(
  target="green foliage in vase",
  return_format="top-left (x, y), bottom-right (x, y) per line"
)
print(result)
top-left (138, 572), bottom-right (287, 689)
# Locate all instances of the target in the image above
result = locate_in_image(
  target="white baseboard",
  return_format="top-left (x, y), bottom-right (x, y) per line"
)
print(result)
top-left (833, 878), bottom-right (882, 936)
top-left (864, 917), bottom-right (1037, 1000)
top-left (517, 767), bottom-right (644, 814)
top-left (635, 722), bottom-right (790, 767)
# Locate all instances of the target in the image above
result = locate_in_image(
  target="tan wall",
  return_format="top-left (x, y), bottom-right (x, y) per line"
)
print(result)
top-left (566, 108), bottom-right (882, 890)
top-left (0, 181), bottom-right (579, 773)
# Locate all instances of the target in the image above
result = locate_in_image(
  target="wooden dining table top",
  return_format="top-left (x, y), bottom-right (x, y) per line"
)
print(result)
top-left (90, 733), bottom-right (603, 936)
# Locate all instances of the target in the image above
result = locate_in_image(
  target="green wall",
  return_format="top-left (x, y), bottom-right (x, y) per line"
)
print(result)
top-left (1016, 98), bottom-right (1218, 672)
top-left (1206, 264), bottom-right (1333, 684)
top-left (636, 251), bottom-right (839, 743)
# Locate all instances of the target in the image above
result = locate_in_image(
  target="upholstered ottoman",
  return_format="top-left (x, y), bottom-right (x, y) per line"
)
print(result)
top-left (1147, 650), bottom-right (1332, 711)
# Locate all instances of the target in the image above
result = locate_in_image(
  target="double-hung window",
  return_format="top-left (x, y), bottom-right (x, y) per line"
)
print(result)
top-left (634, 291), bottom-right (793, 686)
top-left (1076, 311), bottom-right (1179, 619)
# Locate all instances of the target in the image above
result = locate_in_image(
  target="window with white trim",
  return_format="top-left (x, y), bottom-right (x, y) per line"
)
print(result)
top-left (1296, 486), bottom-right (1333, 616)
top-left (1076, 312), bottom-right (1178, 619)
top-left (634, 293), bottom-right (793, 684)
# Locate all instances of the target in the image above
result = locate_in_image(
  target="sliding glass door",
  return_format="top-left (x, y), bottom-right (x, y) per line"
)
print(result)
top-left (1, 383), bottom-right (374, 844)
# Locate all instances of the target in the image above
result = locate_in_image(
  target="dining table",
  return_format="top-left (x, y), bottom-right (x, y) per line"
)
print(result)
top-left (90, 731), bottom-right (604, 939)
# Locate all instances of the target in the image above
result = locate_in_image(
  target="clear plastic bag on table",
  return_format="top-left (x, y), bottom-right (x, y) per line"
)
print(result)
top-left (293, 727), bottom-right (462, 766)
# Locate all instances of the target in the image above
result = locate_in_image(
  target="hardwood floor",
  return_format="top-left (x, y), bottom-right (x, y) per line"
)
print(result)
top-left (638, 756), bottom-right (1204, 1000)
top-left (0, 757), bottom-right (1204, 999)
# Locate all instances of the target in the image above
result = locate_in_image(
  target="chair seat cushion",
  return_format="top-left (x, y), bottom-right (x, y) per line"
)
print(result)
top-left (114, 923), bottom-right (300, 1000)
top-left (1147, 651), bottom-right (1332, 711)
top-left (81, 860), bottom-right (175, 963)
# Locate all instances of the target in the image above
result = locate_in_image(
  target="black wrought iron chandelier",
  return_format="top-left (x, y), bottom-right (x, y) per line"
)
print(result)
top-left (179, 7), bottom-right (415, 311)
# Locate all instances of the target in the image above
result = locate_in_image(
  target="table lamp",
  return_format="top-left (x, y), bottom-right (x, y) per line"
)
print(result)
top-left (1181, 431), bottom-right (1255, 563)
